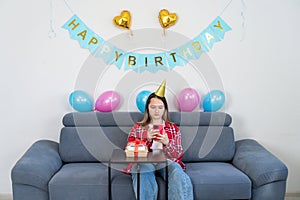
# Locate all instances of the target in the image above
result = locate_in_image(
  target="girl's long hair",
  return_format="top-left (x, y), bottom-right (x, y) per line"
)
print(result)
top-left (139, 93), bottom-right (172, 126)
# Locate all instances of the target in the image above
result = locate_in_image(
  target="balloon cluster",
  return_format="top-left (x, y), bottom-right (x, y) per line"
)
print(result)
top-left (177, 88), bottom-right (225, 112)
top-left (113, 9), bottom-right (178, 36)
top-left (136, 88), bottom-right (225, 113)
top-left (69, 88), bottom-right (225, 113)
top-left (69, 90), bottom-right (121, 112)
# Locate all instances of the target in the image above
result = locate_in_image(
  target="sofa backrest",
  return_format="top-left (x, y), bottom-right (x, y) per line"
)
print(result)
top-left (59, 112), bottom-right (234, 163)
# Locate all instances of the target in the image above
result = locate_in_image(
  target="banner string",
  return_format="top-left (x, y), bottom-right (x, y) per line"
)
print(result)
top-left (59, 0), bottom-right (239, 39)
top-left (63, 0), bottom-right (75, 14)
top-left (240, 0), bottom-right (247, 41)
top-left (219, 0), bottom-right (247, 41)
top-left (58, 0), bottom-right (236, 45)
top-left (48, 0), bottom-right (56, 39)
top-left (219, 0), bottom-right (234, 16)
top-left (48, 0), bottom-right (75, 38)
top-left (59, 1), bottom-right (232, 72)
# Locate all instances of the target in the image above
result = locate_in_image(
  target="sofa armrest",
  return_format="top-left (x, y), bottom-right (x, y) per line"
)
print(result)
top-left (232, 139), bottom-right (288, 188)
top-left (11, 140), bottom-right (62, 192)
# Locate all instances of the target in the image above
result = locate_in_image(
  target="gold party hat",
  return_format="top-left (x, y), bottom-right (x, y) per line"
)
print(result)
top-left (155, 79), bottom-right (166, 97)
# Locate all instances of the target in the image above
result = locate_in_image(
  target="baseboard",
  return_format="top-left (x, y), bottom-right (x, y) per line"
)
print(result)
top-left (286, 193), bottom-right (300, 197)
top-left (0, 194), bottom-right (12, 200)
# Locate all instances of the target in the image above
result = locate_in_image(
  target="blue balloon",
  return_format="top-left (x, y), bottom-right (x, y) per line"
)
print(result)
top-left (203, 90), bottom-right (225, 112)
top-left (69, 90), bottom-right (93, 112)
top-left (136, 90), bottom-right (152, 113)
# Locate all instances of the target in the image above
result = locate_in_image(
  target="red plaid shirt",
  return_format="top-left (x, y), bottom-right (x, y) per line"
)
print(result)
top-left (127, 121), bottom-right (185, 170)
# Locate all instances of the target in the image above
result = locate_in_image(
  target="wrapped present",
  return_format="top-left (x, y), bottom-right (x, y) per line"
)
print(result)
top-left (125, 139), bottom-right (148, 157)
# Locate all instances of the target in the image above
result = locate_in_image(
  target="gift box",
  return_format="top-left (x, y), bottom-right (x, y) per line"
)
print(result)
top-left (125, 140), bottom-right (148, 157)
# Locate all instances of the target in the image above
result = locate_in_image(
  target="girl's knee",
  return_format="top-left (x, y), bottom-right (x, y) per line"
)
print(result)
top-left (168, 161), bottom-right (184, 174)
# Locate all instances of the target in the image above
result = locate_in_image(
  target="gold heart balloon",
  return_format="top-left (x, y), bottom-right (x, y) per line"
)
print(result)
top-left (158, 9), bottom-right (178, 29)
top-left (113, 10), bottom-right (131, 30)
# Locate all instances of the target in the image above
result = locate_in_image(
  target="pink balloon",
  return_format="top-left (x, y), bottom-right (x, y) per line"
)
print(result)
top-left (95, 90), bottom-right (121, 112)
top-left (177, 88), bottom-right (200, 112)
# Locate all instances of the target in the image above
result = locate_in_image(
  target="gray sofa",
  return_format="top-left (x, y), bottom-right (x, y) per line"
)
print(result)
top-left (11, 112), bottom-right (288, 200)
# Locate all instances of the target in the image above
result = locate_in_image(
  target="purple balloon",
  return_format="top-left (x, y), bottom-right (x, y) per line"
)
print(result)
top-left (95, 90), bottom-right (121, 112)
top-left (177, 88), bottom-right (200, 112)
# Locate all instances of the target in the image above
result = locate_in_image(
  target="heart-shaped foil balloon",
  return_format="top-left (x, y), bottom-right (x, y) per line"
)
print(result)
top-left (113, 10), bottom-right (131, 30)
top-left (158, 9), bottom-right (178, 29)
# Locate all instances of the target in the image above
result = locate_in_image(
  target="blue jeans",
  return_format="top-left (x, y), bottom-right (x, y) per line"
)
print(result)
top-left (131, 161), bottom-right (193, 200)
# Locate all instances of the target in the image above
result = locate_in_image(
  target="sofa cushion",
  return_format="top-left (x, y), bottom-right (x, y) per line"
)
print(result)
top-left (63, 112), bottom-right (144, 127)
top-left (63, 112), bottom-right (232, 127)
top-left (59, 127), bottom-right (130, 163)
top-left (49, 163), bottom-right (109, 200)
top-left (60, 112), bottom-right (234, 163)
top-left (170, 112), bottom-right (232, 126)
top-left (181, 126), bottom-right (235, 162)
top-left (186, 162), bottom-right (251, 199)
top-left (49, 163), bottom-right (166, 200)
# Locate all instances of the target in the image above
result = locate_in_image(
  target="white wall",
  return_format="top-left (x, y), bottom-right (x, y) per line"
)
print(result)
top-left (1, 0), bottom-right (299, 194)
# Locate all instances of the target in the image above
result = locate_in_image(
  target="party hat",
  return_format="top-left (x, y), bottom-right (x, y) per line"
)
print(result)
top-left (155, 79), bottom-right (166, 97)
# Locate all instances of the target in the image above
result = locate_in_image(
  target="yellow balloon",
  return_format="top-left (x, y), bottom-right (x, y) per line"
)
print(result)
top-left (158, 9), bottom-right (178, 29)
top-left (113, 10), bottom-right (131, 30)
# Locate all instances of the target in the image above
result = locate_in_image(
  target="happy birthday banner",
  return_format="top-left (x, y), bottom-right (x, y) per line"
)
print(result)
top-left (62, 15), bottom-right (231, 73)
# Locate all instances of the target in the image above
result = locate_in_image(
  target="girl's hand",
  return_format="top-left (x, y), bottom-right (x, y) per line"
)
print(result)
top-left (147, 127), bottom-right (159, 142)
top-left (155, 130), bottom-right (169, 146)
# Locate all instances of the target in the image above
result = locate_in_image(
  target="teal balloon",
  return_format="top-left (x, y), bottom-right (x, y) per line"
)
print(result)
top-left (136, 90), bottom-right (151, 113)
top-left (203, 90), bottom-right (225, 112)
top-left (69, 90), bottom-right (93, 112)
